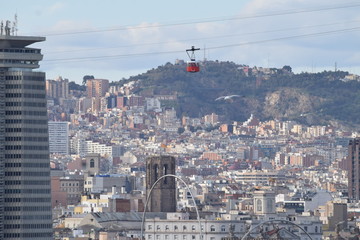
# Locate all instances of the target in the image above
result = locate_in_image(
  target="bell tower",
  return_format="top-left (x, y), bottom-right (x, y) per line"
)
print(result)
top-left (253, 190), bottom-right (276, 215)
top-left (146, 155), bottom-right (176, 212)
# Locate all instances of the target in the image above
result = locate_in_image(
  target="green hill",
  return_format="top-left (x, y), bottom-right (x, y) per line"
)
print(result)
top-left (115, 60), bottom-right (360, 127)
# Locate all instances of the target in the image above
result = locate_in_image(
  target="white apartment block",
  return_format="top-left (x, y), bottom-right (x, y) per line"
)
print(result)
top-left (48, 121), bottom-right (69, 155)
top-left (71, 136), bottom-right (122, 158)
top-left (145, 213), bottom-right (246, 240)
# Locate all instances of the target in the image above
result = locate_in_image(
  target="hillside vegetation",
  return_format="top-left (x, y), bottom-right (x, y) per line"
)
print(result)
top-left (114, 60), bottom-right (360, 127)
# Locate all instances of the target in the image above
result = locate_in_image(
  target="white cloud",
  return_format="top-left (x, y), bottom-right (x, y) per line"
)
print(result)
top-left (37, 0), bottom-right (360, 82)
top-left (47, 2), bottom-right (65, 14)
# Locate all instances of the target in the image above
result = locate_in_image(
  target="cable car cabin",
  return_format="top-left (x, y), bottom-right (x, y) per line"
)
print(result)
top-left (186, 61), bottom-right (200, 73)
top-left (186, 46), bottom-right (200, 72)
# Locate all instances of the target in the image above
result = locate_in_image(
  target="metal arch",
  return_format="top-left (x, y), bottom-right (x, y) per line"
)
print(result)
top-left (140, 174), bottom-right (203, 240)
top-left (241, 219), bottom-right (314, 240)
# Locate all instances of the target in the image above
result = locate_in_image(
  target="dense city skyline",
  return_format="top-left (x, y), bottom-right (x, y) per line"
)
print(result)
top-left (2, 1), bottom-right (360, 239)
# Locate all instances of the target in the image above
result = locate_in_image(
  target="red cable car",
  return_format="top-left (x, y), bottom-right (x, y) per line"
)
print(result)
top-left (186, 46), bottom-right (200, 73)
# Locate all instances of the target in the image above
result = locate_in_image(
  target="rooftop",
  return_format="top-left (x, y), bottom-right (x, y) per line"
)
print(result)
top-left (0, 35), bottom-right (45, 48)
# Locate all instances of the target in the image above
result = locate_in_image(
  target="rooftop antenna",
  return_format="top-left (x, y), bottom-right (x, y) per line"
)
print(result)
top-left (12, 14), bottom-right (18, 36)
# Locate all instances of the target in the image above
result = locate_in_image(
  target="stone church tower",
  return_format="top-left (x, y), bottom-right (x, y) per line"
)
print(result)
top-left (253, 190), bottom-right (276, 215)
top-left (146, 156), bottom-right (176, 212)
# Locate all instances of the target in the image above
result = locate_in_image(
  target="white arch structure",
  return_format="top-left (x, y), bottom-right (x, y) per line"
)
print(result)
top-left (241, 219), bottom-right (314, 240)
top-left (140, 174), bottom-right (203, 239)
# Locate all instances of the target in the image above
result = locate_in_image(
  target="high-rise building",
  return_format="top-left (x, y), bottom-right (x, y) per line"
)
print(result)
top-left (45, 76), bottom-right (69, 101)
top-left (86, 79), bottom-right (109, 113)
top-left (348, 138), bottom-right (360, 200)
top-left (146, 156), bottom-right (176, 212)
top-left (86, 78), bottom-right (109, 98)
top-left (48, 121), bottom-right (69, 155)
top-left (0, 32), bottom-right (52, 239)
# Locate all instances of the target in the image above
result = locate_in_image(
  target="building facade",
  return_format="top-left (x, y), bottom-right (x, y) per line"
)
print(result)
top-left (146, 156), bottom-right (176, 212)
top-left (145, 214), bottom-right (246, 240)
top-left (45, 76), bottom-right (69, 101)
top-left (86, 79), bottom-right (109, 98)
top-left (0, 34), bottom-right (52, 238)
top-left (348, 138), bottom-right (360, 200)
top-left (48, 121), bottom-right (69, 155)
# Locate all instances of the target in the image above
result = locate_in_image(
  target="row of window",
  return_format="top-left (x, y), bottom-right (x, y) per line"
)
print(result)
top-left (0, 48), bottom-right (41, 54)
top-left (4, 233), bottom-right (20, 238)
top-left (5, 84), bottom-right (45, 90)
top-left (4, 181), bottom-right (21, 185)
top-left (4, 215), bottom-right (52, 220)
top-left (5, 111), bottom-right (47, 116)
top-left (148, 235), bottom-right (205, 240)
top-left (5, 145), bottom-right (21, 150)
top-left (5, 180), bottom-right (50, 186)
top-left (5, 172), bottom-right (21, 176)
top-left (23, 163), bottom-right (49, 168)
top-left (22, 214), bottom-right (52, 220)
top-left (5, 154), bottom-right (49, 159)
top-left (4, 215), bottom-right (20, 220)
top-left (5, 136), bottom-right (48, 141)
top-left (0, 59), bottom-right (38, 65)
top-left (23, 197), bottom-right (51, 202)
top-left (5, 198), bottom-right (21, 202)
top-left (61, 182), bottom-right (79, 187)
top-left (6, 128), bottom-right (48, 133)
top-left (23, 172), bottom-right (50, 176)
top-left (6, 119), bottom-right (48, 124)
top-left (5, 162), bottom-right (21, 168)
top-left (6, 101), bottom-right (46, 107)
top-left (22, 206), bottom-right (51, 211)
top-left (3, 205), bottom-right (51, 211)
top-left (4, 232), bottom-right (52, 238)
top-left (5, 171), bottom-right (50, 176)
top-left (5, 145), bottom-right (49, 150)
top-left (4, 224), bottom-right (52, 229)
top-left (4, 180), bottom-right (50, 186)
top-left (5, 75), bottom-right (44, 81)
top-left (5, 93), bottom-right (45, 98)
top-left (22, 232), bottom-right (53, 238)
top-left (24, 181), bottom-right (50, 185)
top-left (148, 225), bottom-right (227, 232)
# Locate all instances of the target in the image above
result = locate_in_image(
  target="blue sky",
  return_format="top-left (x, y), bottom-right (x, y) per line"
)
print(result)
top-left (2, 0), bottom-right (360, 83)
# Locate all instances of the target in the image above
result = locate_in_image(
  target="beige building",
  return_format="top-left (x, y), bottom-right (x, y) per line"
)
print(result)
top-left (46, 76), bottom-right (69, 100)
top-left (317, 201), bottom-right (347, 231)
top-left (86, 79), bottom-right (109, 98)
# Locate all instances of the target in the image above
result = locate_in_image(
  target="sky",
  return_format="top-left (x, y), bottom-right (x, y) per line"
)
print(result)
top-left (1, 0), bottom-right (360, 83)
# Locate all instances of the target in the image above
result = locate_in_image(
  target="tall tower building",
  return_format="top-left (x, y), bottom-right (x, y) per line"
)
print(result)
top-left (48, 121), bottom-right (69, 155)
top-left (86, 78), bottom-right (109, 98)
top-left (86, 79), bottom-right (109, 113)
top-left (0, 33), bottom-right (52, 239)
top-left (253, 190), bottom-right (276, 215)
top-left (146, 156), bottom-right (176, 212)
top-left (45, 76), bottom-right (69, 101)
top-left (348, 138), bottom-right (360, 200)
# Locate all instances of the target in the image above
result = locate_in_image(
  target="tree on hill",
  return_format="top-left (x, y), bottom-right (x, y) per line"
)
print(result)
top-left (69, 81), bottom-right (86, 91)
top-left (111, 60), bottom-right (360, 127)
top-left (82, 75), bottom-right (95, 85)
